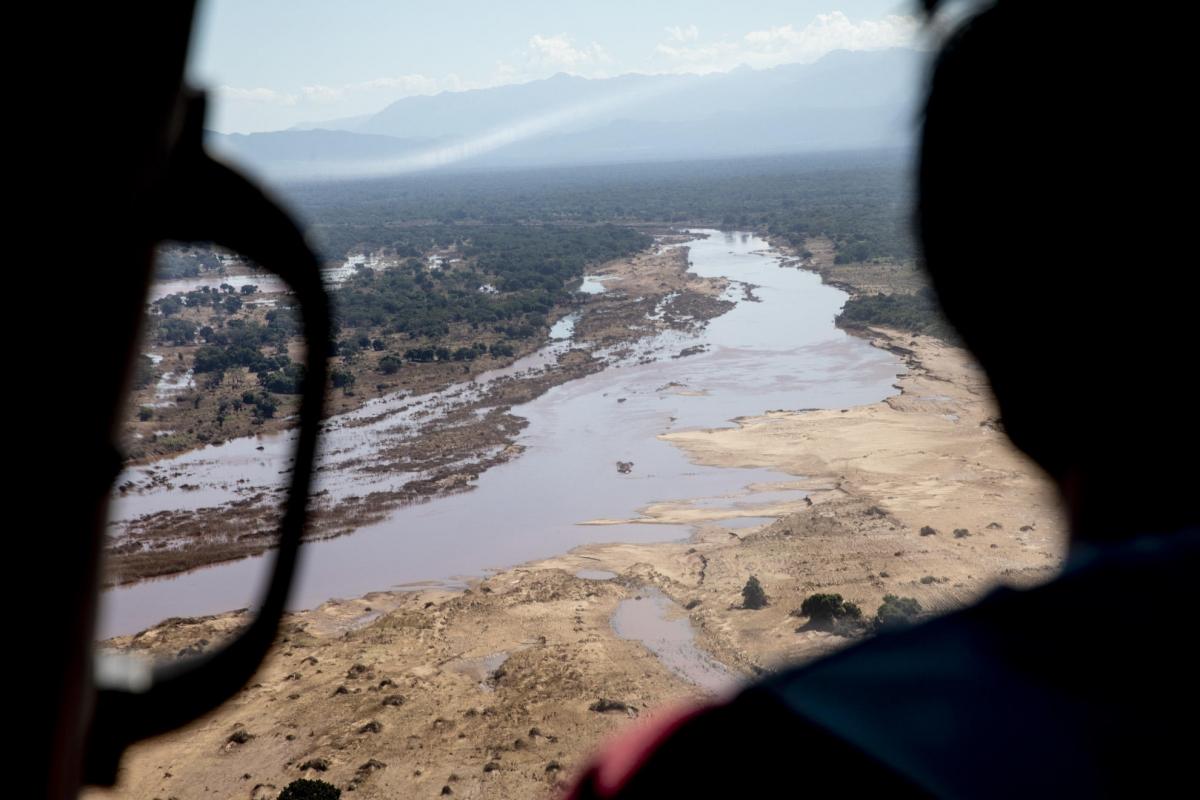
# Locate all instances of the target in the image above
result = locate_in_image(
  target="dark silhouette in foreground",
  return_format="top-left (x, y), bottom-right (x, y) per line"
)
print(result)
top-left (569, 3), bottom-right (1197, 796)
top-left (32, 5), bottom-right (330, 797)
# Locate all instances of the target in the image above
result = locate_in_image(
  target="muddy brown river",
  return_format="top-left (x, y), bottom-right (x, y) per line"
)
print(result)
top-left (99, 230), bottom-right (902, 638)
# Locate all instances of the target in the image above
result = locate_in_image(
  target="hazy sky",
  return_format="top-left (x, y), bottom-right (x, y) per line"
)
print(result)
top-left (190, 1), bottom-right (920, 133)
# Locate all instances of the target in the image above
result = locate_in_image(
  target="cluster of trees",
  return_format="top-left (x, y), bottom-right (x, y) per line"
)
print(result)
top-left (155, 245), bottom-right (220, 279)
top-left (795, 593), bottom-right (863, 630)
top-left (261, 362), bottom-right (306, 394)
top-left (400, 341), bottom-right (511, 364)
top-left (154, 283), bottom-right (251, 317)
top-left (331, 225), bottom-right (646, 325)
top-left (158, 317), bottom-right (197, 346)
top-left (191, 316), bottom-right (294, 376)
top-left (790, 592), bottom-right (924, 635)
top-left (326, 223), bottom-right (647, 370)
top-left (837, 286), bottom-right (959, 343)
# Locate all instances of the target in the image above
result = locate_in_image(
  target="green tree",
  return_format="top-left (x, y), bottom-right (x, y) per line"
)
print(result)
top-left (796, 593), bottom-right (862, 630)
top-left (159, 318), bottom-right (196, 346)
top-left (156, 294), bottom-right (183, 316)
top-left (741, 575), bottom-right (768, 609)
top-left (378, 354), bottom-right (403, 374)
top-left (253, 393), bottom-right (278, 419)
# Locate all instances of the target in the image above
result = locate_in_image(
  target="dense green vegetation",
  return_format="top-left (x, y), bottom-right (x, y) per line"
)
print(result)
top-left (837, 286), bottom-right (959, 343)
top-left (280, 151), bottom-right (915, 265)
top-left (155, 284), bottom-right (249, 317)
top-left (190, 314), bottom-right (298, 376)
top-left (330, 223), bottom-right (648, 351)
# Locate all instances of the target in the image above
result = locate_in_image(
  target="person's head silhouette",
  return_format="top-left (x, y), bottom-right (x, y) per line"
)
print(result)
top-left (918, 1), bottom-right (1194, 543)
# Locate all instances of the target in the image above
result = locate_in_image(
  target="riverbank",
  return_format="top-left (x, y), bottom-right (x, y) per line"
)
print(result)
top-left (89, 244), bottom-right (1066, 799)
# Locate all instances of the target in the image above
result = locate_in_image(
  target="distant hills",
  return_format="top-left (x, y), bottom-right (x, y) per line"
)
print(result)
top-left (209, 48), bottom-right (923, 180)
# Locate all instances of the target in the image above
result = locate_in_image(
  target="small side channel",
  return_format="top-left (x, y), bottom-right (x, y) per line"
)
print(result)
top-left (611, 587), bottom-right (737, 694)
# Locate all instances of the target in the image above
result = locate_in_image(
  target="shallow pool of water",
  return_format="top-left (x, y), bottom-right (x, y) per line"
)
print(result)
top-left (575, 569), bottom-right (618, 581)
top-left (611, 587), bottom-right (736, 693)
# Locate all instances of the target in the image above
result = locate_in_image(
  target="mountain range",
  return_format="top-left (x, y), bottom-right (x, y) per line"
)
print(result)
top-left (209, 48), bottom-right (923, 180)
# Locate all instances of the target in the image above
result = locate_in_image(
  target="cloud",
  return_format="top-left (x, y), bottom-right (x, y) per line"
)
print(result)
top-left (664, 24), bottom-right (699, 43)
top-left (298, 74), bottom-right (461, 105)
top-left (216, 86), bottom-right (299, 106)
top-left (525, 33), bottom-right (611, 72)
top-left (217, 74), bottom-right (467, 110)
top-left (655, 11), bottom-right (917, 74)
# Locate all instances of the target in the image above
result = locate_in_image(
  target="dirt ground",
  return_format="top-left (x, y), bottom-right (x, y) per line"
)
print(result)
top-left (90, 571), bottom-right (703, 800)
top-left (89, 244), bottom-right (1067, 800)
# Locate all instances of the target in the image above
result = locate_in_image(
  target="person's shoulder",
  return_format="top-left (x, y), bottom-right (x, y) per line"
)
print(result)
top-left (752, 526), bottom-right (1200, 796)
top-left (568, 684), bottom-right (929, 798)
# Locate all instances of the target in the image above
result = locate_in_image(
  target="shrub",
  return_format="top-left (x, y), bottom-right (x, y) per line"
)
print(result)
top-left (741, 575), bottom-right (768, 609)
top-left (253, 393), bottom-right (278, 419)
top-left (278, 779), bottom-right (341, 800)
top-left (488, 341), bottom-right (515, 358)
top-left (874, 594), bottom-right (923, 631)
top-left (378, 354), bottom-right (403, 374)
top-left (262, 363), bottom-right (306, 394)
top-left (797, 593), bottom-right (855, 628)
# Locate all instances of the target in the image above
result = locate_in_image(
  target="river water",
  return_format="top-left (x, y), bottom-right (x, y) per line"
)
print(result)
top-left (99, 230), bottom-right (901, 638)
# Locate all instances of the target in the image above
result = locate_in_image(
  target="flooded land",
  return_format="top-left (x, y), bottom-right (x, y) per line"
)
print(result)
top-left (90, 230), bottom-right (1065, 800)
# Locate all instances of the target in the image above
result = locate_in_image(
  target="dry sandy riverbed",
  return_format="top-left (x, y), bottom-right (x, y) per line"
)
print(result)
top-left (89, 255), bottom-right (1066, 799)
